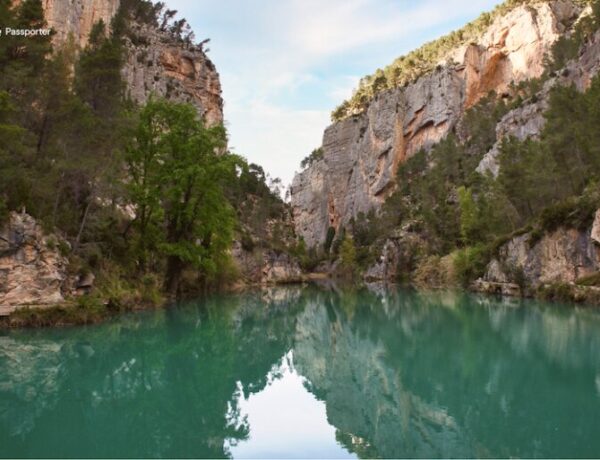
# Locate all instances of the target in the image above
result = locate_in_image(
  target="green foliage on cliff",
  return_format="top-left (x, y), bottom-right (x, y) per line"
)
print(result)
top-left (374, 67), bottom-right (600, 285)
top-left (339, 235), bottom-right (358, 278)
top-left (331, 0), bottom-right (593, 121)
top-left (300, 147), bottom-right (324, 169)
top-left (377, 94), bottom-right (511, 254)
top-left (451, 67), bottom-right (600, 279)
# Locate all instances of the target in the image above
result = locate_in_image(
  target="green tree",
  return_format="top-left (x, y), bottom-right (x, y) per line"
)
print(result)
top-left (76, 20), bottom-right (124, 118)
top-left (458, 186), bottom-right (479, 245)
top-left (126, 99), bottom-right (240, 295)
top-left (339, 235), bottom-right (357, 278)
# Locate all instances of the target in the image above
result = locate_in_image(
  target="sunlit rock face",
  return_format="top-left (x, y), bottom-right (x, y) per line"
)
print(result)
top-left (11, 0), bottom-right (121, 47)
top-left (291, 1), bottom-right (579, 248)
top-left (477, 224), bottom-right (600, 293)
top-left (478, 27), bottom-right (600, 176)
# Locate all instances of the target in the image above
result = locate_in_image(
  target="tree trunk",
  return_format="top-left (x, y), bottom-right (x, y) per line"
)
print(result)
top-left (164, 255), bottom-right (183, 298)
top-left (74, 197), bottom-right (93, 252)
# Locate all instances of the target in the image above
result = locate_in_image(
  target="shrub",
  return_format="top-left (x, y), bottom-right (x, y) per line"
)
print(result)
top-left (300, 147), bottom-right (324, 169)
top-left (453, 244), bottom-right (491, 286)
top-left (338, 236), bottom-right (357, 278)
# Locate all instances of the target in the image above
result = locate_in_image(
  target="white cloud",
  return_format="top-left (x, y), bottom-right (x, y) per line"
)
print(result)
top-left (226, 99), bottom-right (330, 187)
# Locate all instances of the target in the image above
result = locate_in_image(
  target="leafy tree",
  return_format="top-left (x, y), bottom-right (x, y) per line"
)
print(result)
top-left (458, 186), bottom-right (479, 245)
top-left (126, 99), bottom-right (240, 295)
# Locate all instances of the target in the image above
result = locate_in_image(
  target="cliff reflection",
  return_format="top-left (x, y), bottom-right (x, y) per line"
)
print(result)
top-left (293, 287), bottom-right (600, 458)
top-left (2, 286), bottom-right (600, 458)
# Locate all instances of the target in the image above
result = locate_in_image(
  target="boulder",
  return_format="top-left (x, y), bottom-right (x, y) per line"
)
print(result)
top-left (0, 212), bottom-right (71, 316)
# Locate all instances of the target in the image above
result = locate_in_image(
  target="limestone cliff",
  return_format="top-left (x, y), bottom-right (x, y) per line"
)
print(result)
top-left (473, 210), bottom-right (600, 297)
top-left (291, 1), bottom-right (580, 248)
top-left (121, 20), bottom-right (223, 125)
top-left (478, 26), bottom-right (600, 175)
top-left (21, 0), bottom-right (224, 125)
top-left (12, 0), bottom-right (120, 47)
top-left (0, 212), bottom-right (72, 315)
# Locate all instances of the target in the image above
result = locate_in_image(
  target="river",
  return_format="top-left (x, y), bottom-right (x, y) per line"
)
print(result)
top-left (1, 285), bottom-right (600, 458)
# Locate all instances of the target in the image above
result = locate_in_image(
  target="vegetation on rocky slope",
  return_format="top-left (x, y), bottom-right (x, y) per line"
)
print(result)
top-left (324, 8), bottom-right (600, 294)
top-left (331, 0), bottom-right (594, 121)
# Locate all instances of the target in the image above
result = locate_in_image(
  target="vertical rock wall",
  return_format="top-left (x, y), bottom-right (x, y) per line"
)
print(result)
top-left (291, 1), bottom-right (579, 248)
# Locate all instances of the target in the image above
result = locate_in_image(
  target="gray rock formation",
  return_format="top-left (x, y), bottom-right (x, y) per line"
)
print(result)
top-left (291, 1), bottom-right (580, 248)
top-left (231, 242), bottom-right (302, 285)
top-left (0, 212), bottom-right (72, 316)
top-left (19, 0), bottom-right (224, 125)
top-left (474, 219), bottom-right (600, 295)
top-left (122, 21), bottom-right (223, 126)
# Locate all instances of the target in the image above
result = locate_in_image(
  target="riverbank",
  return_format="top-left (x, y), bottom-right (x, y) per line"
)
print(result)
top-left (0, 273), bottom-right (328, 329)
top-left (4, 271), bottom-right (600, 329)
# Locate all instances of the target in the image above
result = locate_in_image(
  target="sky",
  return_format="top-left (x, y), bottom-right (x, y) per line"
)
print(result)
top-left (167, 0), bottom-right (501, 188)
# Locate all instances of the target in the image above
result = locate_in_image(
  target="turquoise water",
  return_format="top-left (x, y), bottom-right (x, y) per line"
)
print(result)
top-left (2, 285), bottom-right (600, 458)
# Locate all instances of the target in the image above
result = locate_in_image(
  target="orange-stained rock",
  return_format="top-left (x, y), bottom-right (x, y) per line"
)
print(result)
top-left (12, 0), bottom-right (121, 47)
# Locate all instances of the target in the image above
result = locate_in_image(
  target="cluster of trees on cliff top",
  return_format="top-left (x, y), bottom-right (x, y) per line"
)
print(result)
top-left (331, 0), bottom-right (594, 122)
top-left (0, 0), bottom-right (291, 302)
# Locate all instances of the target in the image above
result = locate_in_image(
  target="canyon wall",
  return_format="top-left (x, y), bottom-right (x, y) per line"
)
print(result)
top-left (15, 0), bottom-right (224, 125)
top-left (121, 21), bottom-right (224, 125)
top-left (291, 1), bottom-right (580, 248)
top-left (12, 0), bottom-right (121, 47)
top-left (0, 213), bottom-right (72, 316)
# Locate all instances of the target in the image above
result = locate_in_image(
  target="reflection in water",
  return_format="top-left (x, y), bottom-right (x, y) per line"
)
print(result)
top-left (1, 286), bottom-right (600, 458)
top-left (228, 351), bottom-right (354, 459)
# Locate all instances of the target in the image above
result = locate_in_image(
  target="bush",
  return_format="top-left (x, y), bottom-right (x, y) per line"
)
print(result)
top-left (538, 194), bottom-right (598, 233)
top-left (453, 244), bottom-right (491, 286)
top-left (576, 272), bottom-right (600, 287)
top-left (300, 147), bottom-right (324, 169)
top-left (338, 235), bottom-right (357, 278)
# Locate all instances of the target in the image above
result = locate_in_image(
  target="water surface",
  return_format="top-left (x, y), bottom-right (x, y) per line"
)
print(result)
top-left (2, 285), bottom-right (600, 458)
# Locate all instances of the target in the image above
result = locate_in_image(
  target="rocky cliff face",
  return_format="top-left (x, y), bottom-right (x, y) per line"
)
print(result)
top-left (22, 0), bottom-right (224, 125)
top-left (12, 0), bottom-right (121, 47)
top-left (0, 213), bottom-right (72, 316)
top-left (478, 26), bottom-right (600, 176)
top-left (291, 1), bottom-right (580, 248)
top-left (121, 21), bottom-right (224, 125)
top-left (474, 210), bottom-right (600, 297)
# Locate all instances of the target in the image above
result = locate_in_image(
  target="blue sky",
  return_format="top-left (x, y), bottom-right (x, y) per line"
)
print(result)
top-left (167, 0), bottom-right (501, 188)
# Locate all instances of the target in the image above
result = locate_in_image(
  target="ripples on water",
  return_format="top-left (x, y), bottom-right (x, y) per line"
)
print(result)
top-left (1, 285), bottom-right (600, 458)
